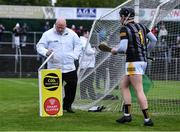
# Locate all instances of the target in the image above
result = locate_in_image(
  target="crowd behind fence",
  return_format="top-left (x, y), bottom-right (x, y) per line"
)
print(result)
top-left (0, 31), bottom-right (180, 80)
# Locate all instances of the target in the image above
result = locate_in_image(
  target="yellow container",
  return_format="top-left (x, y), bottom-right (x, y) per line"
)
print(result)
top-left (38, 69), bottom-right (63, 117)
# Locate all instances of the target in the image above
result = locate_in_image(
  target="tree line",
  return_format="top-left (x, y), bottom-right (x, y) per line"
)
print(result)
top-left (0, 0), bottom-right (125, 7)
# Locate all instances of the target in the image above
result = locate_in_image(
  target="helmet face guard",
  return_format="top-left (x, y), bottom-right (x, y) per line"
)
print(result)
top-left (119, 7), bottom-right (135, 18)
top-left (119, 7), bottom-right (135, 25)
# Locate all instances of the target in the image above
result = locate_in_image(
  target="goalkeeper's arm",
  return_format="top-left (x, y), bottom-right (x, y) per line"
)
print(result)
top-left (111, 39), bottom-right (128, 54)
top-left (147, 32), bottom-right (157, 51)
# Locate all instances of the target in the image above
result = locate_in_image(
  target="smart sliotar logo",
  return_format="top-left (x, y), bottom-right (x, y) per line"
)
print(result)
top-left (44, 97), bottom-right (60, 115)
top-left (43, 73), bottom-right (59, 91)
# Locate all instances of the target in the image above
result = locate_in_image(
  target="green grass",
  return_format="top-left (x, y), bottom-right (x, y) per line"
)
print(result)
top-left (0, 78), bottom-right (180, 131)
top-left (149, 80), bottom-right (180, 98)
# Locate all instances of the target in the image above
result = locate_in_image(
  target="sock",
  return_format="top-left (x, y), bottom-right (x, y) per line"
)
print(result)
top-left (144, 118), bottom-right (150, 122)
top-left (142, 108), bottom-right (150, 120)
top-left (124, 104), bottom-right (131, 116)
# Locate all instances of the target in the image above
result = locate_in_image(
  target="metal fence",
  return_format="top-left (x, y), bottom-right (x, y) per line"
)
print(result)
top-left (0, 31), bottom-right (180, 79)
top-left (0, 31), bottom-right (44, 78)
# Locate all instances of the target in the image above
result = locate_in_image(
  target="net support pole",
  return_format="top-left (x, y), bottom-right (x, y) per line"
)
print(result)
top-left (105, 68), bottom-right (110, 93)
top-left (99, 0), bottom-right (132, 20)
top-left (149, 0), bottom-right (171, 30)
top-left (134, 0), bottom-right (139, 23)
top-left (19, 47), bottom-right (22, 78)
top-left (38, 52), bottom-right (54, 71)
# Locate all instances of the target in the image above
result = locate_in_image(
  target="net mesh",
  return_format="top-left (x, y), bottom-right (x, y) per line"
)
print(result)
top-left (73, 0), bottom-right (180, 115)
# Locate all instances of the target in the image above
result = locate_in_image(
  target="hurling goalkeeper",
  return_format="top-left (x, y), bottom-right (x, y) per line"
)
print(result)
top-left (111, 7), bottom-right (157, 126)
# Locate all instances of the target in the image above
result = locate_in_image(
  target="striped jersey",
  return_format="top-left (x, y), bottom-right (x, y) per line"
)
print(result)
top-left (120, 22), bottom-right (150, 62)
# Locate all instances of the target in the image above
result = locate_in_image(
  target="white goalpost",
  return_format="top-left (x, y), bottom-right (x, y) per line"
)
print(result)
top-left (74, 0), bottom-right (180, 115)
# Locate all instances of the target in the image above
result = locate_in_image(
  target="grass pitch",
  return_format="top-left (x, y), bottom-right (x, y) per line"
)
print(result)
top-left (0, 78), bottom-right (180, 131)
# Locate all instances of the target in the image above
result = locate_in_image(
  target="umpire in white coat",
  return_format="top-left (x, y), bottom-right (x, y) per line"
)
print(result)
top-left (36, 17), bottom-right (82, 113)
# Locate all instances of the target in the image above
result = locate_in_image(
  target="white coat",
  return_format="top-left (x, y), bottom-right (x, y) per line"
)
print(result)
top-left (36, 27), bottom-right (82, 73)
top-left (79, 36), bottom-right (95, 69)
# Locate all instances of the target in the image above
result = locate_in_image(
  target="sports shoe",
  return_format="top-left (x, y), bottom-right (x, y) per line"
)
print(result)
top-left (116, 115), bottom-right (132, 123)
top-left (63, 106), bottom-right (75, 113)
top-left (144, 119), bottom-right (154, 126)
top-left (66, 108), bottom-right (75, 113)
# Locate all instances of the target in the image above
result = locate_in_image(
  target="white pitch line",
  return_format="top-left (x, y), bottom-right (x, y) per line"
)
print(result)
top-left (0, 79), bottom-right (37, 87)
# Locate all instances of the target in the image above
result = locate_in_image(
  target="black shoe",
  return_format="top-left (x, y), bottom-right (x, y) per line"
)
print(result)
top-left (63, 107), bottom-right (75, 113)
top-left (144, 119), bottom-right (154, 126)
top-left (66, 108), bottom-right (75, 113)
top-left (116, 115), bottom-right (132, 123)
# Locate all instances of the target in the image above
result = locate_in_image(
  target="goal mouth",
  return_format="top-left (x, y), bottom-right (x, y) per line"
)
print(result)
top-left (74, 0), bottom-right (180, 115)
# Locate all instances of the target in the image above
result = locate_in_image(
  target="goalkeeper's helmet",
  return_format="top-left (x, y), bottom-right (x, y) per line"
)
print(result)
top-left (119, 7), bottom-right (135, 18)
top-left (119, 7), bottom-right (135, 25)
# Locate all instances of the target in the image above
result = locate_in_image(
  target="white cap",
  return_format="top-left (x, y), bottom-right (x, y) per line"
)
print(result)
top-left (16, 23), bottom-right (20, 27)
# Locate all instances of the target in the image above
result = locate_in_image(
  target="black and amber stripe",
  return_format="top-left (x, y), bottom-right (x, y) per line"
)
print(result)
top-left (142, 108), bottom-right (150, 119)
top-left (122, 22), bottom-right (149, 62)
top-left (124, 104), bottom-right (131, 114)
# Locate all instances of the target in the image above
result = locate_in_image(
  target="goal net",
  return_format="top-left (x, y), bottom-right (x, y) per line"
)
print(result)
top-left (74, 0), bottom-right (180, 115)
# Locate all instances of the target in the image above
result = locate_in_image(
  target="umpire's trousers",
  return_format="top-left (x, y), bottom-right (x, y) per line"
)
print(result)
top-left (62, 70), bottom-right (77, 109)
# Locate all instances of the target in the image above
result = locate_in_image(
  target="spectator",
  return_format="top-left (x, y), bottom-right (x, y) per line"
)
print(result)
top-left (0, 24), bottom-right (5, 47)
top-left (158, 23), bottom-right (168, 46)
top-left (172, 35), bottom-right (180, 58)
top-left (95, 61), bottom-right (106, 89)
top-left (36, 17), bottom-right (82, 113)
top-left (71, 24), bottom-right (77, 33)
top-left (176, 36), bottom-right (180, 47)
top-left (99, 27), bottom-right (107, 42)
top-left (13, 23), bottom-right (21, 48)
top-left (43, 21), bottom-right (51, 32)
top-left (151, 26), bottom-right (158, 37)
top-left (79, 29), bottom-right (96, 100)
top-left (77, 25), bottom-right (84, 37)
top-left (21, 23), bottom-right (29, 47)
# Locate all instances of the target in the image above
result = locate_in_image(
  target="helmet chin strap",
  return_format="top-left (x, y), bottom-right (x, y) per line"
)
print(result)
top-left (123, 14), bottom-right (134, 25)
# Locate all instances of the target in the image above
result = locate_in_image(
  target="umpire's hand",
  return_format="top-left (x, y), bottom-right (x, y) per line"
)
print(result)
top-left (46, 49), bottom-right (53, 56)
top-left (74, 59), bottom-right (79, 70)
